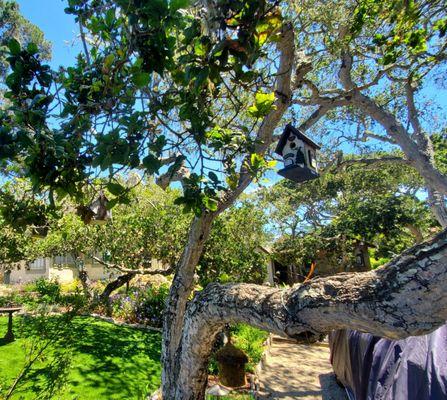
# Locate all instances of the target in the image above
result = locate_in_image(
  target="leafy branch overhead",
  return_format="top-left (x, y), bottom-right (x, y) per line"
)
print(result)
top-left (1, 0), bottom-right (287, 215)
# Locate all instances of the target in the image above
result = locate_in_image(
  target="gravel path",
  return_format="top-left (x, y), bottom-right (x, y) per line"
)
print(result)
top-left (258, 337), bottom-right (347, 400)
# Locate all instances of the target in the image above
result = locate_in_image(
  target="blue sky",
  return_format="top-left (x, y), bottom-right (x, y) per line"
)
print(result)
top-left (17, 0), bottom-right (80, 68)
top-left (15, 0), bottom-right (446, 191)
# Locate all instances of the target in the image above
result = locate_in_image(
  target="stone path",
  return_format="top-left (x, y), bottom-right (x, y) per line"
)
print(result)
top-left (258, 337), bottom-right (347, 400)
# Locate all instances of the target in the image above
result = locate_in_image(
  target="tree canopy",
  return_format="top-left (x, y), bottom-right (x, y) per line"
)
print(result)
top-left (1, 1), bottom-right (447, 398)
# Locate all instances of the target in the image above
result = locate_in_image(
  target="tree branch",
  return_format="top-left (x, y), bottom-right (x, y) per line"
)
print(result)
top-left (339, 50), bottom-right (354, 90)
top-left (405, 80), bottom-right (423, 137)
top-left (92, 256), bottom-right (173, 276)
top-left (218, 23), bottom-right (295, 212)
top-left (337, 156), bottom-right (410, 168)
top-left (174, 228), bottom-right (447, 398)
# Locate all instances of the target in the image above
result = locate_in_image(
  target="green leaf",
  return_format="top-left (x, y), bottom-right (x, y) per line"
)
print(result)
top-left (27, 42), bottom-right (39, 55)
top-left (248, 92), bottom-right (276, 118)
top-left (193, 39), bottom-right (206, 57)
top-left (132, 72), bottom-right (150, 88)
top-left (104, 54), bottom-right (115, 69)
top-left (194, 67), bottom-right (209, 91)
top-left (105, 8), bottom-right (116, 26)
top-left (8, 39), bottom-right (21, 55)
top-left (208, 171), bottom-right (219, 183)
top-left (106, 197), bottom-right (120, 210)
top-left (203, 196), bottom-right (218, 211)
top-left (142, 153), bottom-right (161, 174)
top-left (171, 0), bottom-right (189, 11)
top-left (107, 182), bottom-right (126, 196)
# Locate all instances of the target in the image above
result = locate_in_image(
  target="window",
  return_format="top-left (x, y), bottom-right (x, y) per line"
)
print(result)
top-left (54, 255), bottom-right (75, 266)
top-left (28, 258), bottom-right (50, 271)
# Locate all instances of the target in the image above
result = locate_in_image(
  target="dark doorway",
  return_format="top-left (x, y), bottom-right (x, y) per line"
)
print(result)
top-left (273, 261), bottom-right (289, 285)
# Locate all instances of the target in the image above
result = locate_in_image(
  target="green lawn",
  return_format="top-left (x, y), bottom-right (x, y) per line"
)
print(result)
top-left (0, 316), bottom-right (161, 400)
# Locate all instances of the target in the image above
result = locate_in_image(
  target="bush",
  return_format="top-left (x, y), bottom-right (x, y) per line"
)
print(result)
top-left (135, 284), bottom-right (169, 328)
top-left (109, 284), bottom-right (169, 328)
top-left (60, 279), bottom-right (82, 294)
top-left (230, 324), bottom-right (269, 372)
top-left (370, 257), bottom-right (391, 269)
top-left (209, 324), bottom-right (269, 375)
top-left (0, 292), bottom-right (35, 307)
top-left (33, 278), bottom-right (61, 304)
top-left (60, 291), bottom-right (88, 310)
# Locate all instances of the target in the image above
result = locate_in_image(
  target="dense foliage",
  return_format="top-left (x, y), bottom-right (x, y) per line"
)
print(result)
top-left (1, 0), bottom-right (285, 216)
top-left (261, 156), bottom-right (436, 268)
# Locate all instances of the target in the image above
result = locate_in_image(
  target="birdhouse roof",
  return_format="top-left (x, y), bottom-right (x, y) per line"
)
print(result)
top-left (275, 124), bottom-right (321, 156)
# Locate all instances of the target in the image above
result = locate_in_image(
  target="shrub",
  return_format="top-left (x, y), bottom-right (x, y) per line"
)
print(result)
top-left (60, 279), bottom-right (82, 294)
top-left (0, 292), bottom-right (35, 307)
top-left (230, 324), bottom-right (269, 372)
top-left (370, 257), bottom-right (391, 269)
top-left (33, 278), bottom-right (61, 304)
top-left (108, 284), bottom-right (170, 328)
top-left (209, 324), bottom-right (269, 375)
top-left (135, 284), bottom-right (169, 328)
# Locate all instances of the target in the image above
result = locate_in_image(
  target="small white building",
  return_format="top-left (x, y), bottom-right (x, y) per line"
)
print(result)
top-left (2, 255), bottom-right (116, 285)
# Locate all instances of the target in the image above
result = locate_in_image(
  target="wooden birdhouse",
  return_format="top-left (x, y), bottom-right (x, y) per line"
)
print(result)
top-left (89, 191), bottom-right (111, 225)
top-left (78, 192), bottom-right (112, 225)
top-left (275, 124), bottom-right (321, 183)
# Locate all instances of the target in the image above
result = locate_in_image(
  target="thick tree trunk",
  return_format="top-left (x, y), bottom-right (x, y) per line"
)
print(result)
top-left (161, 23), bottom-right (296, 399)
top-left (174, 229), bottom-right (447, 399)
top-left (161, 213), bottom-right (216, 399)
top-left (428, 188), bottom-right (447, 228)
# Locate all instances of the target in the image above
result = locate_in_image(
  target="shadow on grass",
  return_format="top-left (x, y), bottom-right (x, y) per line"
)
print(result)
top-left (0, 337), bottom-right (14, 346)
top-left (5, 316), bottom-right (162, 399)
top-left (68, 317), bottom-right (161, 399)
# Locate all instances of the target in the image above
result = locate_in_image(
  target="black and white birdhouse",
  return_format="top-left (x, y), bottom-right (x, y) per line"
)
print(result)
top-left (275, 124), bottom-right (321, 183)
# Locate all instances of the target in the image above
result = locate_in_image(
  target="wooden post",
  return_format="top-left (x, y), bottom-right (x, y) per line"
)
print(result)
top-left (4, 311), bottom-right (15, 342)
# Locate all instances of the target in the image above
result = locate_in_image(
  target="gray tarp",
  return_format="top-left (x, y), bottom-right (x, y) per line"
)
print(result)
top-left (329, 325), bottom-right (447, 400)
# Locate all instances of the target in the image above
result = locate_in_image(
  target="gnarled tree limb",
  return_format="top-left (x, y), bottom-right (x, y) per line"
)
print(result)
top-left (92, 256), bottom-right (173, 276)
top-left (174, 228), bottom-right (447, 399)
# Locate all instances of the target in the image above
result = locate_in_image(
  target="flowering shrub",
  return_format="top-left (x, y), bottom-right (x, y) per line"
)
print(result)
top-left (135, 284), bottom-right (169, 328)
top-left (33, 278), bottom-right (61, 304)
top-left (109, 284), bottom-right (169, 328)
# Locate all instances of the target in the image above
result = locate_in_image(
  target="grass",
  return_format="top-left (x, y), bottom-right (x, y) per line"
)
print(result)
top-left (0, 316), bottom-right (161, 399)
top-left (0, 316), bottom-right (266, 399)
top-left (231, 324), bottom-right (269, 372)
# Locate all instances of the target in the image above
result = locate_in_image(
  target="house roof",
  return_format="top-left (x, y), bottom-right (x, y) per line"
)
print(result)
top-left (274, 124), bottom-right (321, 156)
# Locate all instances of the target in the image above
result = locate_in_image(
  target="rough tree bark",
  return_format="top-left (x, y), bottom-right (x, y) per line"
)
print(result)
top-left (427, 188), bottom-right (447, 228)
top-left (173, 228), bottom-right (447, 399)
top-left (161, 22), bottom-right (297, 398)
top-left (161, 213), bottom-right (216, 397)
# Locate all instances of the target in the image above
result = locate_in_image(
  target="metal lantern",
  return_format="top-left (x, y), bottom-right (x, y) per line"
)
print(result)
top-left (275, 124), bottom-right (321, 183)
